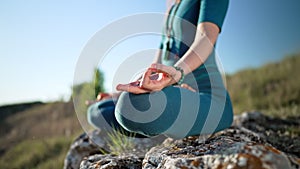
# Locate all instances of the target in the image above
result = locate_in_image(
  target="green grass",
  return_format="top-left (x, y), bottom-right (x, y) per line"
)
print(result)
top-left (226, 54), bottom-right (300, 116)
top-left (104, 127), bottom-right (136, 155)
top-left (0, 101), bottom-right (83, 169)
top-left (0, 137), bottom-right (74, 169)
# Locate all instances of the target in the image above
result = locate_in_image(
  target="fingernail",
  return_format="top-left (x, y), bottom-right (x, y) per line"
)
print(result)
top-left (151, 63), bottom-right (156, 68)
top-left (130, 81), bottom-right (140, 86)
top-left (116, 84), bottom-right (122, 90)
top-left (148, 68), bottom-right (157, 72)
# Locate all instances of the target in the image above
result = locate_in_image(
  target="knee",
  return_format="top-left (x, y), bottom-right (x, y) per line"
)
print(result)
top-left (115, 92), bottom-right (164, 122)
top-left (115, 92), bottom-right (151, 134)
top-left (87, 103), bottom-right (99, 127)
top-left (87, 101), bottom-right (116, 131)
top-left (115, 91), bottom-right (173, 136)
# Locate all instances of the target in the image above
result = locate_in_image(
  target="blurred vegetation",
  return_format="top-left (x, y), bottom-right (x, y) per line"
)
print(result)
top-left (0, 137), bottom-right (71, 169)
top-left (72, 68), bottom-right (105, 130)
top-left (72, 81), bottom-right (94, 116)
top-left (0, 101), bottom-right (82, 169)
top-left (0, 55), bottom-right (299, 168)
top-left (0, 68), bottom-right (105, 169)
top-left (226, 54), bottom-right (300, 117)
top-left (94, 68), bottom-right (105, 98)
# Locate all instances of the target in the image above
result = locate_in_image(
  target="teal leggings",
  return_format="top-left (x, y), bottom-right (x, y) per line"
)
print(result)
top-left (87, 86), bottom-right (233, 139)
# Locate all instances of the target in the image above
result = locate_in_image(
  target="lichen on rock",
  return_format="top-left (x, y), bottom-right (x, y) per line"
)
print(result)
top-left (80, 154), bottom-right (142, 169)
top-left (143, 126), bottom-right (296, 169)
top-left (64, 112), bottom-right (300, 169)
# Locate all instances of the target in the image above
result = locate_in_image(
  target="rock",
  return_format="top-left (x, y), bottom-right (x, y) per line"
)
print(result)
top-left (66, 112), bottom-right (300, 169)
top-left (80, 154), bottom-right (142, 169)
top-left (64, 130), bottom-right (108, 169)
top-left (64, 129), bottom-right (166, 169)
top-left (234, 111), bottom-right (300, 157)
top-left (143, 126), bottom-right (299, 169)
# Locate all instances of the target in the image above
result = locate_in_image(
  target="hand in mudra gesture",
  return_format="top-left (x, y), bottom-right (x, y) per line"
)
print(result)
top-left (116, 63), bottom-right (195, 94)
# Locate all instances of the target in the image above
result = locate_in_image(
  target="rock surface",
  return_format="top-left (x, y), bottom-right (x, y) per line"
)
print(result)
top-left (143, 127), bottom-right (298, 169)
top-left (64, 130), bottom-right (106, 169)
top-left (64, 129), bottom-right (166, 169)
top-left (80, 154), bottom-right (142, 169)
top-left (64, 112), bottom-right (300, 169)
top-left (234, 111), bottom-right (300, 157)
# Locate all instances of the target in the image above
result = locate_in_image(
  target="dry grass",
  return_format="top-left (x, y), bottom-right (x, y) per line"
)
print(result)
top-left (0, 101), bottom-right (83, 168)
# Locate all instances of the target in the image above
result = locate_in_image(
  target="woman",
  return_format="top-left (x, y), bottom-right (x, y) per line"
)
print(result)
top-left (88, 0), bottom-right (233, 139)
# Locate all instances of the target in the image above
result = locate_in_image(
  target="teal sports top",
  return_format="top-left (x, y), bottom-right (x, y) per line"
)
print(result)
top-left (159, 0), bottom-right (229, 92)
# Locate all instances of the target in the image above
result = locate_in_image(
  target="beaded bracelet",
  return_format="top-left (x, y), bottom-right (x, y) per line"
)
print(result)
top-left (173, 66), bottom-right (184, 85)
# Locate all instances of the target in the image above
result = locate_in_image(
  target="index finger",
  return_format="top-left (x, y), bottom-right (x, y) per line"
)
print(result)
top-left (116, 83), bottom-right (150, 94)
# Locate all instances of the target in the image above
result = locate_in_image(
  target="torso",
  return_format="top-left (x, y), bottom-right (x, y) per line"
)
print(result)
top-left (160, 0), bottom-right (222, 92)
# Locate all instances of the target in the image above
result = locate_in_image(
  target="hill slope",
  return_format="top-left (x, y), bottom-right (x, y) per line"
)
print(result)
top-left (226, 54), bottom-right (300, 116)
top-left (0, 101), bottom-right (83, 168)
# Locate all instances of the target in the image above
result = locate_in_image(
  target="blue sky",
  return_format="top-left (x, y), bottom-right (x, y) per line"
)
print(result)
top-left (0, 0), bottom-right (300, 105)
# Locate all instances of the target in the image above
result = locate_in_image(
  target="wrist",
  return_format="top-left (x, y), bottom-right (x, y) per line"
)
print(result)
top-left (173, 66), bottom-right (184, 85)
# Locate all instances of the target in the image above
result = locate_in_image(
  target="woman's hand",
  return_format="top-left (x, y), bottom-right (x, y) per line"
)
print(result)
top-left (85, 92), bottom-right (120, 106)
top-left (116, 80), bottom-right (151, 94)
top-left (116, 63), bottom-right (182, 94)
top-left (116, 68), bottom-right (170, 94)
top-left (96, 93), bottom-right (112, 101)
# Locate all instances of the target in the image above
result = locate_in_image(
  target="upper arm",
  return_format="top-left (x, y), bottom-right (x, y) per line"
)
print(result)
top-left (195, 0), bottom-right (229, 44)
top-left (198, 0), bottom-right (229, 33)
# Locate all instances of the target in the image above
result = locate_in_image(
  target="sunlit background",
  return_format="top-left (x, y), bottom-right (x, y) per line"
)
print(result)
top-left (1, 0), bottom-right (300, 105)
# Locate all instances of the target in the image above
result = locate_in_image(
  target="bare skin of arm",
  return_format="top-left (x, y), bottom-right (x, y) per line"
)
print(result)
top-left (117, 22), bottom-right (220, 94)
top-left (89, 22), bottom-right (219, 102)
top-left (173, 22), bottom-right (219, 76)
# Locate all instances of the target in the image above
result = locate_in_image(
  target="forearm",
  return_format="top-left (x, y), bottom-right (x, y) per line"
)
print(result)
top-left (174, 22), bottom-right (219, 76)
